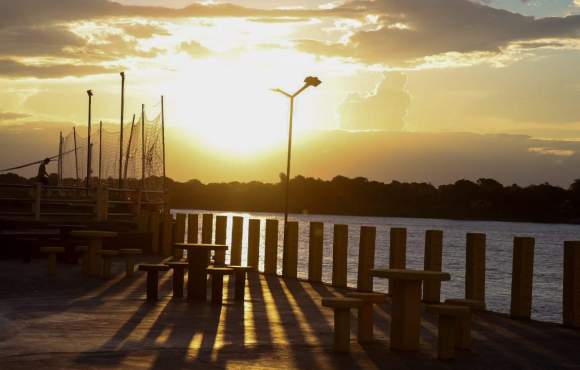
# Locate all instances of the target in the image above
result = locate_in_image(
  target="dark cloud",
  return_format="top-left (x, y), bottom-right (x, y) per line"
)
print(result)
top-left (0, 26), bottom-right (85, 57)
top-left (298, 0), bottom-right (580, 64)
top-left (0, 59), bottom-right (116, 78)
top-left (0, 111), bottom-right (30, 121)
top-left (340, 73), bottom-right (410, 131)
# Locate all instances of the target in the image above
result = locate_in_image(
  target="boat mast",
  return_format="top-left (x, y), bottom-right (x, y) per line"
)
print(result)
top-left (123, 114), bottom-right (136, 184)
top-left (141, 104), bottom-right (145, 188)
top-left (161, 95), bottom-right (166, 194)
top-left (73, 126), bottom-right (79, 185)
top-left (98, 121), bottom-right (103, 184)
top-left (86, 89), bottom-right (93, 188)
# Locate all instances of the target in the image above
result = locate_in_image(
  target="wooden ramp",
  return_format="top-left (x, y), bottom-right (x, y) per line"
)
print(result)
top-left (0, 259), bottom-right (579, 369)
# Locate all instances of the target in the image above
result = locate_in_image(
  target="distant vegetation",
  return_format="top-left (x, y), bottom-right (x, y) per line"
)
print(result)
top-left (2, 173), bottom-right (580, 224)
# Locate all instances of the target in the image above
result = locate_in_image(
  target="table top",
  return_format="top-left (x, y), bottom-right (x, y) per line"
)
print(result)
top-left (70, 230), bottom-right (118, 238)
top-left (173, 243), bottom-right (228, 251)
top-left (371, 268), bottom-right (451, 281)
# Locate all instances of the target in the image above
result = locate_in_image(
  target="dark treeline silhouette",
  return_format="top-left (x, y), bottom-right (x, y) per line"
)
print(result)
top-left (169, 175), bottom-right (580, 224)
top-left (2, 173), bottom-right (580, 223)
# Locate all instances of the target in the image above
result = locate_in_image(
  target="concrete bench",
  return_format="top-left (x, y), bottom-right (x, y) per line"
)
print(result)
top-left (138, 264), bottom-right (170, 302)
top-left (444, 298), bottom-right (484, 350)
top-left (229, 266), bottom-right (254, 301)
top-left (119, 249), bottom-right (142, 277)
top-left (75, 245), bottom-right (89, 274)
top-left (166, 261), bottom-right (189, 298)
top-left (321, 297), bottom-right (363, 352)
top-left (345, 292), bottom-right (386, 343)
top-left (99, 250), bottom-right (119, 279)
top-left (426, 304), bottom-right (471, 360)
top-left (39, 247), bottom-right (65, 275)
top-left (207, 267), bottom-right (234, 305)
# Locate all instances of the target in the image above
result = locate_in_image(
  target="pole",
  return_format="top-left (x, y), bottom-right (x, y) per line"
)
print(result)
top-left (141, 104), bottom-right (145, 188)
top-left (86, 90), bottom-right (93, 188)
top-left (58, 131), bottom-right (63, 186)
top-left (161, 96), bottom-right (166, 193)
top-left (98, 121), bottom-right (103, 183)
top-left (123, 114), bottom-right (136, 183)
top-left (119, 72), bottom-right (125, 189)
top-left (73, 127), bottom-right (79, 185)
top-left (283, 96), bottom-right (294, 249)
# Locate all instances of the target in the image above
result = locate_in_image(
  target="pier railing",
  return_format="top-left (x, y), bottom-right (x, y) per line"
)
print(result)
top-left (0, 183), bottom-right (165, 221)
top-left (161, 211), bottom-right (580, 329)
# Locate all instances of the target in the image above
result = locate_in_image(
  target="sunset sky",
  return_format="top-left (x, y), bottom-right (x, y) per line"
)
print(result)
top-left (1, 0), bottom-right (580, 186)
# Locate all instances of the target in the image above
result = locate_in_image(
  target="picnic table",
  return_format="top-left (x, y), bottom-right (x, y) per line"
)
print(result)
top-left (372, 268), bottom-right (450, 351)
top-left (174, 243), bottom-right (228, 301)
top-left (70, 230), bottom-right (118, 276)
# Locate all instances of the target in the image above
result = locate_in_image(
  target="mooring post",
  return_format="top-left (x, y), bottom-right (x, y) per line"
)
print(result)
top-left (466, 233), bottom-right (486, 302)
top-left (423, 230), bottom-right (443, 303)
top-left (511, 237), bottom-right (535, 319)
top-left (202, 213), bottom-right (213, 244)
top-left (564, 241), bottom-right (580, 327)
top-left (283, 221), bottom-right (298, 278)
top-left (230, 216), bottom-right (243, 266)
top-left (248, 219), bottom-right (260, 270)
top-left (214, 216), bottom-right (227, 265)
top-left (389, 227), bottom-right (407, 295)
top-left (357, 226), bottom-right (376, 292)
top-left (264, 219), bottom-right (279, 274)
top-left (187, 214), bottom-right (198, 243)
top-left (332, 224), bottom-right (348, 288)
top-left (308, 222), bottom-right (324, 282)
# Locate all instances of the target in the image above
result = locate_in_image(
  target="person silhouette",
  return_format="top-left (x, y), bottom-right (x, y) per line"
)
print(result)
top-left (37, 158), bottom-right (50, 186)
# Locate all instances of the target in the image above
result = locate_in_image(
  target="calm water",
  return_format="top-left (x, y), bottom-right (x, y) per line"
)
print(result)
top-left (172, 209), bottom-right (580, 323)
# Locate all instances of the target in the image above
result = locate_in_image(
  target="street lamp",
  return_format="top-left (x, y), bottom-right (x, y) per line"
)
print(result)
top-left (272, 76), bottom-right (322, 253)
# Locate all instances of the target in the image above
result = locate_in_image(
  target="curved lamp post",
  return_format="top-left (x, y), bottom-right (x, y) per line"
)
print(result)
top-left (272, 76), bottom-right (322, 248)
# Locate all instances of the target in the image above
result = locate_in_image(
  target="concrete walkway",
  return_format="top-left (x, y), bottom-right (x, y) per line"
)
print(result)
top-left (0, 258), bottom-right (579, 369)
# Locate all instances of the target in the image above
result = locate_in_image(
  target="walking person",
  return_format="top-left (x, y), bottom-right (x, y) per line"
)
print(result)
top-left (36, 158), bottom-right (51, 186)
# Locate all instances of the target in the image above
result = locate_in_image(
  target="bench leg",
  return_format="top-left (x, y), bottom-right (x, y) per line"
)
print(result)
top-left (455, 314), bottom-right (471, 350)
top-left (211, 274), bottom-right (224, 305)
top-left (173, 268), bottom-right (184, 298)
top-left (234, 271), bottom-right (245, 301)
top-left (390, 279), bottom-right (422, 351)
top-left (102, 257), bottom-right (112, 279)
top-left (438, 315), bottom-right (456, 360)
top-left (357, 303), bottom-right (374, 343)
top-left (334, 308), bottom-right (351, 352)
top-left (146, 271), bottom-right (159, 302)
top-left (47, 253), bottom-right (57, 275)
top-left (125, 256), bottom-right (135, 277)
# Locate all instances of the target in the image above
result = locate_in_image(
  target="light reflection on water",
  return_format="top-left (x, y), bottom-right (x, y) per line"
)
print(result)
top-left (172, 209), bottom-right (580, 323)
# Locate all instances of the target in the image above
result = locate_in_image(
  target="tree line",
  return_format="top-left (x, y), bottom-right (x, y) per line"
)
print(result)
top-left (2, 173), bottom-right (579, 223)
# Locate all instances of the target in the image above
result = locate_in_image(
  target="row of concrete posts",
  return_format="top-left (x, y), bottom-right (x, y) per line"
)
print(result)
top-left (157, 212), bottom-right (580, 328)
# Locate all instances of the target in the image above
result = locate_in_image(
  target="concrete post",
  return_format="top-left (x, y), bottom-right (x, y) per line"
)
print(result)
top-left (150, 210), bottom-right (160, 254)
top-left (187, 213), bottom-right (198, 243)
top-left (389, 227), bottom-right (407, 294)
top-left (357, 226), bottom-right (376, 292)
top-left (332, 224), bottom-right (348, 288)
top-left (308, 222), bottom-right (324, 282)
top-left (161, 213), bottom-right (173, 257)
top-left (423, 230), bottom-right (443, 303)
top-left (282, 221), bottom-right (298, 278)
top-left (466, 233), bottom-right (486, 302)
top-left (230, 216), bottom-right (243, 266)
top-left (32, 183), bottom-right (41, 221)
top-left (564, 241), bottom-right (580, 327)
top-left (264, 219), bottom-right (278, 274)
top-left (214, 216), bottom-right (227, 265)
top-left (133, 189), bottom-right (142, 218)
top-left (96, 185), bottom-right (109, 222)
top-left (202, 213), bottom-right (213, 244)
top-left (248, 219), bottom-right (260, 270)
top-left (511, 237), bottom-right (535, 319)
top-left (173, 213), bottom-right (186, 259)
